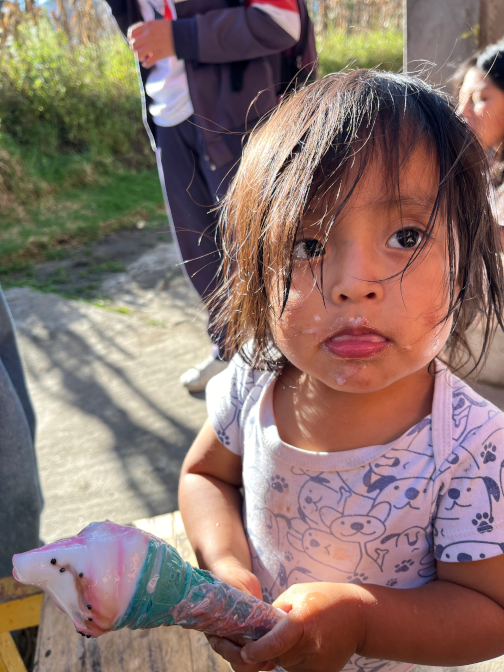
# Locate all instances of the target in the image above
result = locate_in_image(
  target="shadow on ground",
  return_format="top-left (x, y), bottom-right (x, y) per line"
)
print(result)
top-left (5, 234), bottom-right (211, 542)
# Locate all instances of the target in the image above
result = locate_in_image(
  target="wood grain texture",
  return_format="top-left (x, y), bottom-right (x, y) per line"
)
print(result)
top-left (0, 633), bottom-right (27, 672)
top-left (34, 513), bottom-right (231, 672)
top-left (0, 595), bottom-right (43, 633)
top-left (0, 579), bottom-right (41, 606)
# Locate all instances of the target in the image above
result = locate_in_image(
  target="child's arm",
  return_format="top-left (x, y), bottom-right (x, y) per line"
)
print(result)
top-left (179, 418), bottom-right (262, 600)
top-left (229, 555), bottom-right (504, 671)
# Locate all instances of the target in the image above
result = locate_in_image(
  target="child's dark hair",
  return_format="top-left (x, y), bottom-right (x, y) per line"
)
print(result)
top-left (212, 70), bottom-right (504, 375)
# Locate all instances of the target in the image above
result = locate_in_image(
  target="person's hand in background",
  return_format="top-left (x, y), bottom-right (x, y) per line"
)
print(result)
top-left (128, 20), bottom-right (175, 67)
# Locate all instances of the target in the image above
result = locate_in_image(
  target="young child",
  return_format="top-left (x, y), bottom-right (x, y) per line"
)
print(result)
top-left (178, 70), bottom-right (504, 672)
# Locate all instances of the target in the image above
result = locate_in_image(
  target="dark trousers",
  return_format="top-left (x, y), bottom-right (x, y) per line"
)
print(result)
top-left (0, 287), bottom-right (43, 576)
top-left (156, 117), bottom-right (244, 359)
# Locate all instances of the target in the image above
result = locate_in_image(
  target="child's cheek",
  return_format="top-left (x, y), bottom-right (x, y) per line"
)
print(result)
top-left (271, 286), bottom-right (318, 335)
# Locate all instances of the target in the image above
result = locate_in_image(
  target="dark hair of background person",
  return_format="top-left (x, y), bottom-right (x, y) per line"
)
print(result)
top-left (454, 40), bottom-right (504, 186)
top-left (209, 70), bottom-right (504, 378)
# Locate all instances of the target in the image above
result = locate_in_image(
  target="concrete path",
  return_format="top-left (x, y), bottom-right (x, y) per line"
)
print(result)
top-left (5, 243), bottom-right (210, 544)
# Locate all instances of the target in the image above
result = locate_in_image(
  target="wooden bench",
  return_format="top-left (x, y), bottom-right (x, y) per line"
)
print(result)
top-left (0, 577), bottom-right (43, 672)
top-left (0, 512), bottom-right (231, 672)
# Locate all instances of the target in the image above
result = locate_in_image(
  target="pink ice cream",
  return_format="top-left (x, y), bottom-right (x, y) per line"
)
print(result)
top-left (12, 520), bottom-right (284, 640)
top-left (13, 521), bottom-right (150, 637)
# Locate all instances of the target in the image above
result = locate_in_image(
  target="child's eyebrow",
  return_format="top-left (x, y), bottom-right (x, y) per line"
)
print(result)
top-left (373, 194), bottom-right (436, 214)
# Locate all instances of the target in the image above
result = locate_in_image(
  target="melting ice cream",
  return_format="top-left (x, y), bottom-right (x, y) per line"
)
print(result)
top-left (12, 520), bottom-right (283, 639)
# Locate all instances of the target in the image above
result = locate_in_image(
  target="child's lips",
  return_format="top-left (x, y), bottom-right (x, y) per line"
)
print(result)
top-left (324, 331), bottom-right (390, 358)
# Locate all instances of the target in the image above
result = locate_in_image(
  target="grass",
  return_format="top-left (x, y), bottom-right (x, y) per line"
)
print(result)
top-left (317, 29), bottom-right (403, 76)
top-left (0, 225), bottom-right (171, 300)
top-left (0, 168), bottom-right (165, 274)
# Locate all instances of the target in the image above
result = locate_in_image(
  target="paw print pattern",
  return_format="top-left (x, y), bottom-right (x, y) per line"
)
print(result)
top-left (262, 587), bottom-right (274, 604)
top-left (472, 512), bottom-right (494, 533)
top-left (347, 573), bottom-right (368, 584)
top-left (284, 551), bottom-right (293, 562)
top-left (386, 578), bottom-right (398, 587)
top-left (481, 443), bottom-right (497, 464)
top-left (216, 429), bottom-right (230, 447)
top-left (394, 559), bottom-right (414, 573)
top-left (271, 475), bottom-right (288, 493)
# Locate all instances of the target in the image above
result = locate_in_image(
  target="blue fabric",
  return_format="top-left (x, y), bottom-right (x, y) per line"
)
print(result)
top-left (0, 286), bottom-right (43, 577)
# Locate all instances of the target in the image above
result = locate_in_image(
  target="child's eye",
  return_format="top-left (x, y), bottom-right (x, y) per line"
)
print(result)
top-left (387, 228), bottom-right (424, 249)
top-left (293, 239), bottom-right (325, 259)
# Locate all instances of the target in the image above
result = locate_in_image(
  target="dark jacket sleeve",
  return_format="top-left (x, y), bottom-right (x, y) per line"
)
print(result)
top-left (173, 6), bottom-right (297, 64)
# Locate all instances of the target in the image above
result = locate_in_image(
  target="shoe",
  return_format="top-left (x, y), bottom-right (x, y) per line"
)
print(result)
top-left (180, 355), bottom-right (228, 392)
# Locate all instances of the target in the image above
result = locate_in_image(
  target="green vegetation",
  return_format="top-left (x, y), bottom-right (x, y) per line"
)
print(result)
top-left (0, 168), bottom-right (165, 273)
top-left (0, 14), bottom-right (402, 287)
top-left (318, 29), bottom-right (403, 77)
top-left (0, 18), bottom-right (144, 159)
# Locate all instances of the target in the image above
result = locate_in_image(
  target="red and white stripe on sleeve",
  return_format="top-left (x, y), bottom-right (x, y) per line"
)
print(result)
top-left (246, 0), bottom-right (301, 41)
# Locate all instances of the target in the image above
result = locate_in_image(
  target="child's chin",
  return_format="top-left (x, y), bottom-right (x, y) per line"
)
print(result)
top-left (327, 361), bottom-right (399, 393)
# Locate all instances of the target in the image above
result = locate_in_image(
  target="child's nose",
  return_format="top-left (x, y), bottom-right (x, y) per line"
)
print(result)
top-left (329, 244), bottom-right (384, 305)
top-left (459, 96), bottom-right (474, 122)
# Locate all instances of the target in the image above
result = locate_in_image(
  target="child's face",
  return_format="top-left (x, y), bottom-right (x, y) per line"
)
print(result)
top-left (269, 146), bottom-right (454, 394)
top-left (459, 66), bottom-right (504, 151)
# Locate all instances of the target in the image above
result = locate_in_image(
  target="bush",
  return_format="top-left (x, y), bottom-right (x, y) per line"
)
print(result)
top-left (0, 17), bottom-right (147, 158)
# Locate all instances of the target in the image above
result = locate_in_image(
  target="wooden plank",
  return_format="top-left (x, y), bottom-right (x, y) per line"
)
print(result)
top-left (133, 512), bottom-right (197, 566)
top-left (0, 578), bottom-right (41, 607)
top-left (0, 595), bottom-right (43, 633)
top-left (35, 595), bottom-right (201, 672)
top-left (173, 512), bottom-right (198, 566)
top-left (0, 633), bottom-right (27, 672)
top-left (188, 629), bottom-right (233, 672)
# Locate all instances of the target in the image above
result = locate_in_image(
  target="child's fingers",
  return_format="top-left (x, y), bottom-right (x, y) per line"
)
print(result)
top-left (206, 635), bottom-right (270, 672)
top-left (241, 615), bottom-right (304, 666)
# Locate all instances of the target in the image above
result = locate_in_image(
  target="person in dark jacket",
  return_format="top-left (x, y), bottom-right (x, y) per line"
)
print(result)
top-left (0, 287), bottom-right (43, 577)
top-left (105, 0), bottom-right (301, 391)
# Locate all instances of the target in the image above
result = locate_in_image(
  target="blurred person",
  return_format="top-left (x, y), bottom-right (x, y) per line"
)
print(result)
top-left (105, 0), bottom-right (316, 392)
top-left (458, 40), bottom-right (504, 237)
top-left (0, 286), bottom-right (43, 577)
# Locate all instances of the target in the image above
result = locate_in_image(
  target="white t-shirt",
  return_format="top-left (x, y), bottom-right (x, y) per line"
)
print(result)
top-left (206, 355), bottom-right (504, 672)
top-left (136, 0), bottom-right (194, 127)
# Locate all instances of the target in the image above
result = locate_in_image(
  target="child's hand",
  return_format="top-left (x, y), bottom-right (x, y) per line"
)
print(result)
top-left (206, 556), bottom-right (276, 672)
top-left (127, 20), bottom-right (175, 68)
top-left (238, 582), bottom-right (365, 672)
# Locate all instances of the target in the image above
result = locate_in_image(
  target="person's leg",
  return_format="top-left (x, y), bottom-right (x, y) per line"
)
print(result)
top-left (0, 288), bottom-right (43, 576)
top-left (195, 126), bottom-right (244, 358)
top-left (156, 119), bottom-right (243, 389)
top-left (156, 120), bottom-right (223, 308)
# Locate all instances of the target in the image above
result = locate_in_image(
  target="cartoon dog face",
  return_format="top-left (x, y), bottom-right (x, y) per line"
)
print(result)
top-left (435, 539), bottom-right (504, 562)
top-left (297, 476), bottom-right (352, 524)
top-left (438, 476), bottom-right (500, 517)
top-left (330, 514), bottom-right (386, 544)
top-left (372, 477), bottom-right (430, 511)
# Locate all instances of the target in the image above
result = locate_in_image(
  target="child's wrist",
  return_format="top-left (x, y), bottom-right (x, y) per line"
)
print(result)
top-left (207, 555), bottom-right (263, 600)
top-left (207, 554), bottom-right (248, 576)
